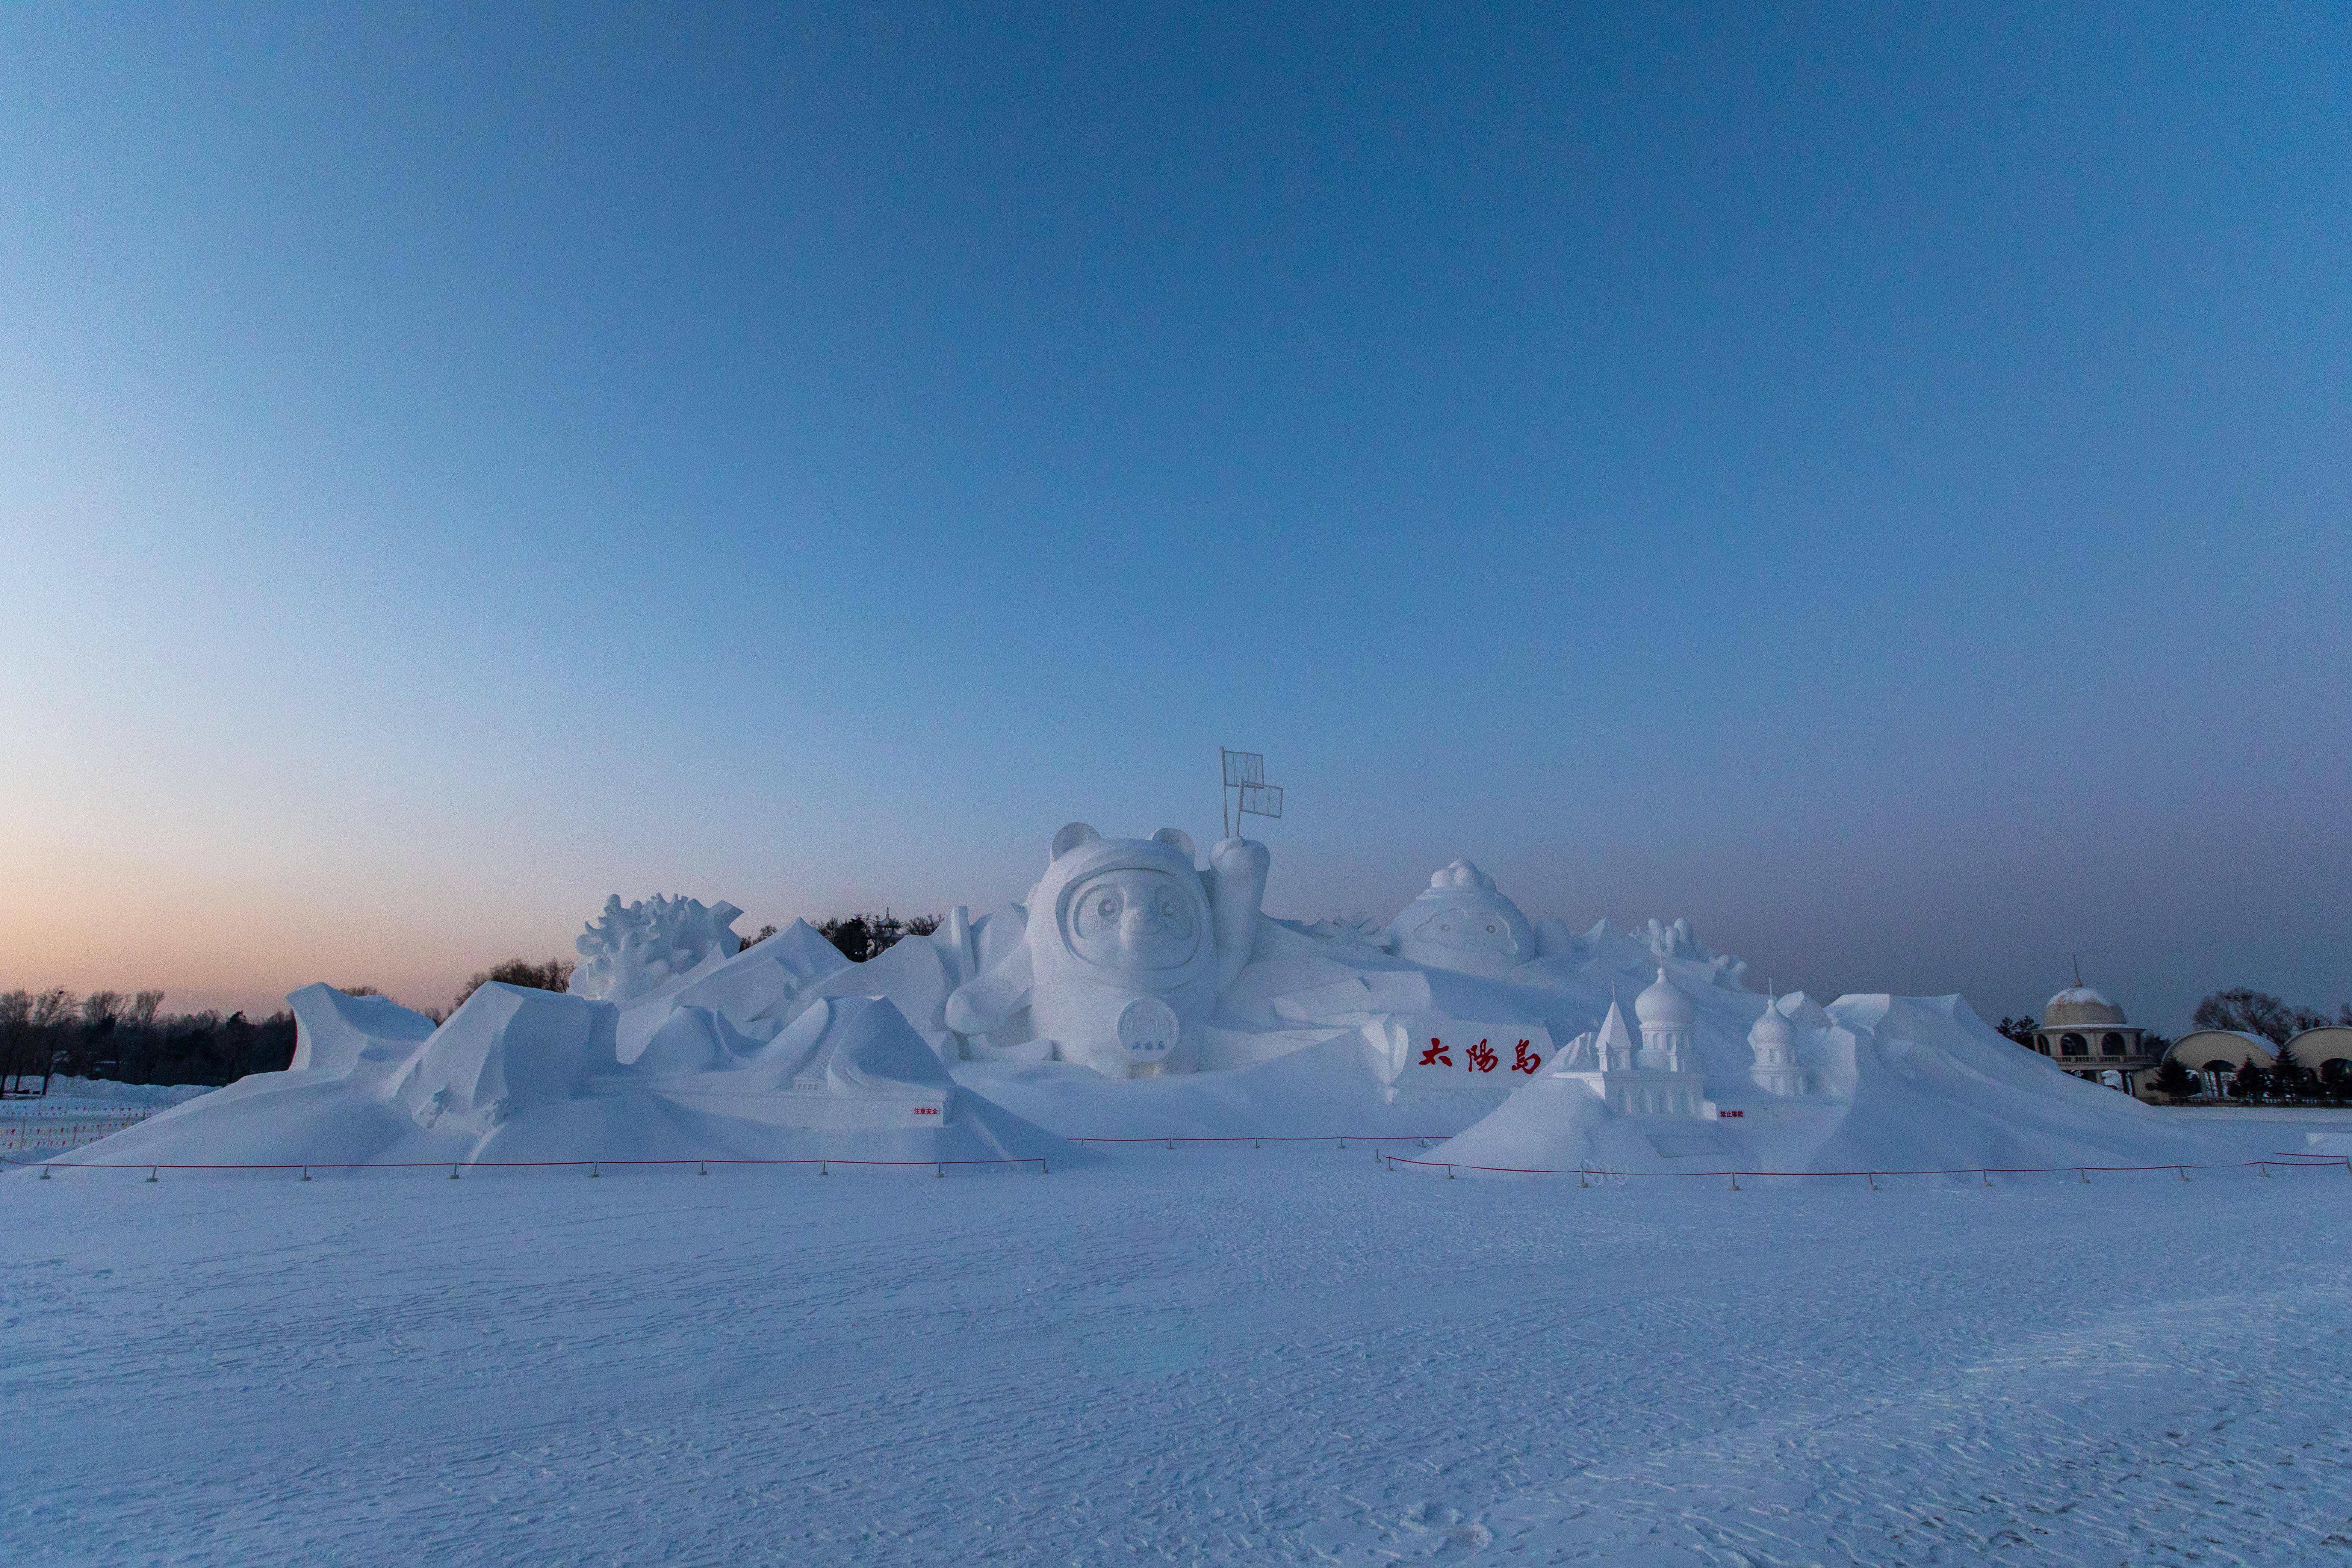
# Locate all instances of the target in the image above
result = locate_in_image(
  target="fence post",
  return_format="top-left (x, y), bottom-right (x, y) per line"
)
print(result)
top-left (301, 1166), bottom-right (310, 1181)
top-left (2177, 1166), bottom-right (2189, 1182)
top-left (2259, 1163), bottom-right (2271, 1178)
top-left (1727, 1172), bottom-right (1740, 1191)
top-left (935, 1162), bottom-right (944, 1178)
top-left (39, 1163), bottom-right (50, 1180)
top-left (819, 1160), bottom-right (828, 1176)
top-left (1980, 1169), bottom-right (1992, 1187)
top-left (146, 1166), bottom-right (157, 1182)
top-left (588, 1161), bottom-right (600, 1178)
top-left (1866, 1172), bottom-right (1878, 1191)
top-left (697, 1161), bottom-right (707, 1176)
top-left (1446, 1164), bottom-right (1455, 1179)
top-left (2078, 1167), bottom-right (2090, 1184)
top-left (450, 1163), bottom-right (461, 1179)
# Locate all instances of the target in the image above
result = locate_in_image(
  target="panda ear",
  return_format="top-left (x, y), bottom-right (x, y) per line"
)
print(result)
top-left (1051, 822), bottom-right (1101, 860)
top-left (1152, 828), bottom-right (1196, 865)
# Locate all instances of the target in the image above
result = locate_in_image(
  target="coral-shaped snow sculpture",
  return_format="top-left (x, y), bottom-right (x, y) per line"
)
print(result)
top-left (1382, 859), bottom-right (1534, 978)
top-left (569, 894), bottom-right (745, 1004)
top-left (945, 823), bottom-right (1269, 1078)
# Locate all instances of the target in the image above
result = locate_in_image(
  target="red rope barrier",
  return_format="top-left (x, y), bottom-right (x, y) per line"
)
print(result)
top-left (1065, 1135), bottom-right (1444, 1144)
top-left (23, 1155), bottom-right (1048, 1172)
top-left (1382, 1155), bottom-right (2339, 1179)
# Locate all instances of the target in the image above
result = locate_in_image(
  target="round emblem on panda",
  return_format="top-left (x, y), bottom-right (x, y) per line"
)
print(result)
top-left (1115, 995), bottom-right (1180, 1057)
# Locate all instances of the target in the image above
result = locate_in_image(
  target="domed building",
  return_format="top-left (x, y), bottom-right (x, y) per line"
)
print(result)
top-left (2026, 970), bottom-right (2156, 1093)
top-left (1633, 967), bottom-right (1695, 1072)
top-left (1748, 995), bottom-right (1807, 1098)
top-left (1553, 972), bottom-right (1711, 1119)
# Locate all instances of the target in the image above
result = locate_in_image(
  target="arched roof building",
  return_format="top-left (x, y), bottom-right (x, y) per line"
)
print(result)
top-left (2164, 1030), bottom-right (2275, 1075)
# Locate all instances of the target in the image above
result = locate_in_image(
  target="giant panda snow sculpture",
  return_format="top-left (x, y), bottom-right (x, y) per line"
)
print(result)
top-left (945, 823), bottom-right (1268, 1077)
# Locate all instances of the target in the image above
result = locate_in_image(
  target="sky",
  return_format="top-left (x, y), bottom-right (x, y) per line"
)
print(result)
top-left (2, 2), bottom-right (2346, 1033)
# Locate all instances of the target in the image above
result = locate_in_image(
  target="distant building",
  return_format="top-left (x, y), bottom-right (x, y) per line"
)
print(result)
top-left (2163, 1027), bottom-right (2352, 1096)
top-left (2024, 978), bottom-right (2159, 1094)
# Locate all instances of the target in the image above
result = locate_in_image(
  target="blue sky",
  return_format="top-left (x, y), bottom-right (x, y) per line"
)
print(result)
top-left (2, 2), bottom-right (2346, 1030)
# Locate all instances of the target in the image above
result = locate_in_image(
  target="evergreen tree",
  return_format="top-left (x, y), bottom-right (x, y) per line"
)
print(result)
top-left (2229, 1057), bottom-right (2267, 1101)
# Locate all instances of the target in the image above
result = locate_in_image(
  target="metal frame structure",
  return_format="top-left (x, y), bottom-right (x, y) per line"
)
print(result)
top-left (1219, 748), bottom-right (1285, 838)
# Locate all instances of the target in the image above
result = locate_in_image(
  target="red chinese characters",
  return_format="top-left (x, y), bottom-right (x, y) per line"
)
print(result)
top-left (1419, 1039), bottom-right (1452, 1067)
top-left (1466, 1039), bottom-right (1498, 1074)
top-left (1512, 1039), bottom-right (1542, 1075)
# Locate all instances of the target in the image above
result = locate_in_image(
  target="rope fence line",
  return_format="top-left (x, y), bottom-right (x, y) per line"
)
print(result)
top-left (16, 1154), bottom-right (1052, 1179)
top-left (1066, 1134), bottom-right (1444, 1150)
top-left (9, 1137), bottom-right (2347, 1186)
top-left (1383, 1152), bottom-right (2352, 1186)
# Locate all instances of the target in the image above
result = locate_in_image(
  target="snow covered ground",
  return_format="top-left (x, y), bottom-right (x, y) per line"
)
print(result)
top-left (6, 1128), bottom-right (2351, 1566)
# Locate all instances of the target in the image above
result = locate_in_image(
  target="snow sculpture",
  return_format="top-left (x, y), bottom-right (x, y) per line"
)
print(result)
top-left (569, 894), bottom-right (745, 1004)
top-left (1551, 986), bottom-right (1711, 1119)
top-left (393, 983), bottom-right (617, 1133)
top-left (1748, 994), bottom-right (1807, 1097)
top-left (1381, 860), bottom-right (1533, 978)
top-left (1632, 916), bottom-right (1750, 988)
top-left (1634, 968), bottom-right (1695, 1072)
top-left (286, 984), bottom-right (437, 1077)
top-left (944, 824), bottom-right (1269, 1078)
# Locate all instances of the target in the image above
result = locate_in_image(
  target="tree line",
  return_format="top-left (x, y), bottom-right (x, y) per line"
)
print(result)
top-left (0, 989), bottom-right (296, 1093)
top-left (2, 912), bottom-right (944, 1094)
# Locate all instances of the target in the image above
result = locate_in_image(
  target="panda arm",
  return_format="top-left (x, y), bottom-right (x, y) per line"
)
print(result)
top-left (1208, 837), bottom-right (1270, 995)
top-left (945, 942), bottom-right (1033, 1035)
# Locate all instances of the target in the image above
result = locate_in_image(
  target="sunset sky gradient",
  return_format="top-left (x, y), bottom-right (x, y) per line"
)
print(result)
top-left (3, 3), bottom-right (2346, 1031)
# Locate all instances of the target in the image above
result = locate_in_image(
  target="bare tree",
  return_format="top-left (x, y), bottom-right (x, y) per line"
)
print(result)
top-left (2193, 988), bottom-right (2332, 1046)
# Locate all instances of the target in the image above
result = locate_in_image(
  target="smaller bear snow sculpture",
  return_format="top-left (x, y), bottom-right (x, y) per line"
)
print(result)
top-left (945, 824), bottom-right (1269, 1078)
top-left (1382, 860), bottom-right (1534, 978)
top-left (569, 894), bottom-right (745, 1004)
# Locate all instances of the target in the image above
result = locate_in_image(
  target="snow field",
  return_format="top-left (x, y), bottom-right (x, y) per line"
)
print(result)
top-left (6, 1141), bottom-right (2351, 1566)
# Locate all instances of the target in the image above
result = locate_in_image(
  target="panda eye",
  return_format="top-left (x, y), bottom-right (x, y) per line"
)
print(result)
top-left (1097, 894), bottom-right (1120, 919)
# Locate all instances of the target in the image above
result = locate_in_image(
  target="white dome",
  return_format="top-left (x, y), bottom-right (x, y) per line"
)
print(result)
top-left (1749, 1002), bottom-right (1795, 1048)
top-left (2043, 985), bottom-right (2125, 1028)
top-left (1635, 968), bottom-right (1695, 1028)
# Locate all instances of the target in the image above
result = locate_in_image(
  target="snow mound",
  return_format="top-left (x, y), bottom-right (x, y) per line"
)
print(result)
top-left (1428, 992), bottom-right (2232, 1177)
top-left (78, 983), bottom-right (1074, 1175)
